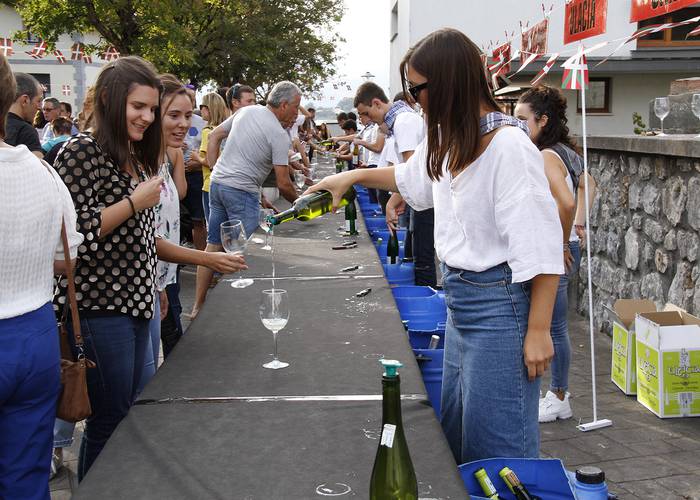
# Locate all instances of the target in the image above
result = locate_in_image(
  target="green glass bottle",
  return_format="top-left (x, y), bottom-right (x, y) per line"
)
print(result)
top-left (474, 468), bottom-right (502, 499)
top-left (336, 159), bottom-right (344, 173)
top-left (499, 467), bottom-right (540, 500)
top-left (387, 230), bottom-right (399, 265)
top-left (345, 200), bottom-right (358, 235)
top-left (267, 187), bottom-right (356, 226)
top-left (369, 360), bottom-right (417, 500)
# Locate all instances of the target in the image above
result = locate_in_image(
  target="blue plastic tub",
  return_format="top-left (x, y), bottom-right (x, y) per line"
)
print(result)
top-left (363, 217), bottom-right (386, 232)
top-left (371, 229), bottom-right (406, 243)
top-left (392, 289), bottom-right (447, 324)
top-left (383, 262), bottom-right (415, 286)
top-left (414, 348), bottom-right (443, 419)
top-left (408, 323), bottom-right (445, 349)
top-left (391, 286), bottom-right (436, 299)
top-left (376, 240), bottom-right (405, 264)
top-left (459, 458), bottom-right (576, 500)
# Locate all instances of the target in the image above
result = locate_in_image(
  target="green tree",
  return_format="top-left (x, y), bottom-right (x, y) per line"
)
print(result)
top-left (4, 0), bottom-right (343, 94)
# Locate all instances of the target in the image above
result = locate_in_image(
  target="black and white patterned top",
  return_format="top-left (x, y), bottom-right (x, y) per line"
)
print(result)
top-left (54, 134), bottom-right (157, 320)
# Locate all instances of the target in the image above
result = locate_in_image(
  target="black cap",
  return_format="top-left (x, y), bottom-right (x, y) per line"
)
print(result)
top-left (576, 466), bottom-right (605, 484)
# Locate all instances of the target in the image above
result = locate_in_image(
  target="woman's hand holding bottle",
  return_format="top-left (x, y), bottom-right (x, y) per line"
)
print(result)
top-left (304, 171), bottom-right (357, 213)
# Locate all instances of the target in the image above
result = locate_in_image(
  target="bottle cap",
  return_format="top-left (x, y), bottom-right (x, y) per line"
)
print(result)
top-left (380, 359), bottom-right (402, 377)
top-left (575, 466), bottom-right (605, 484)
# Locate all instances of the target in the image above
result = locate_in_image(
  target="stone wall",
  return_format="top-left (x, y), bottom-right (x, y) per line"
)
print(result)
top-left (572, 135), bottom-right (700, 332)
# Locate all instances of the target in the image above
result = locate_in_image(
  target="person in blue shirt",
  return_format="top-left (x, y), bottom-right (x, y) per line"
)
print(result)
top-left (41, 117), bottom-right (73, 153)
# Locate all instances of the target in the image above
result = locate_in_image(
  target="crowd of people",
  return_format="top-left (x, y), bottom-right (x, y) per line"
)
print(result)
top-left (0, 25), bottom-right (596, 500)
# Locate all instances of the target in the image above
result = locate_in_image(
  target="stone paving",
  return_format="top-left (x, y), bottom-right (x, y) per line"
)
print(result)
top-left (50, 269), bottom-right (700, 499)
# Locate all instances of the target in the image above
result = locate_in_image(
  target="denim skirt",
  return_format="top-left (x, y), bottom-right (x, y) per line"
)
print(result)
top-left (440, 262), bottom-right (539, 464)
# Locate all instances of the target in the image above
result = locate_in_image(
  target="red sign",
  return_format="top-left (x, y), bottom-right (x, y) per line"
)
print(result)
top-left (521, 19), bottom-right (549, 62)
top-left (564, 0), bottom-right (608, 44)
top-left (492, 42), bottom-right (512, 74)
top-left (630, 0), bottom-right (700, 22)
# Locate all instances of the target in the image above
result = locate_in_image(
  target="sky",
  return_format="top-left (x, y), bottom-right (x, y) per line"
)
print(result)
top-left (309, 0), bottom-right (391, 109)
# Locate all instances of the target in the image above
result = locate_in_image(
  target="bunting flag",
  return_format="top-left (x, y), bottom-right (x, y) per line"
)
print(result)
top-left (512, 52), bottom-right (540, 76)
top-left (102, 46), bottom-right (120, 61)
top-left (53, 50), bottom-right (66, 63)
top-left (71, 43), bottom-right (84, 60)
top-left (0, 38), bottom-right (13, 56)
top-left (27, 39), bottom-right (47, 58)
top-left (688, 23), bottom-right (700, 38)
top-left (83, 53), bottom-right (93, 64)
top-left (596, 15), bottom-right (700, 67)
top-left (332, 84), bottom-right (338, 90)
top-left (562, 49), bottom-right (589, 90)
top-left (61, 84), bottom-right (71, 96)
top-left (531, 52), bottom-right (558, 86)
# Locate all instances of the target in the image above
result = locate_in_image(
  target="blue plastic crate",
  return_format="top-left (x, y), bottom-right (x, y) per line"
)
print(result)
top-left (363, 217), bottom-right (386, 232)
top-left (408, 324), bottom-right (445, 349)
top-left (371, 229), bottom-right (406, 243)
top-left (459, 458), bottom-right (576, 499)
top-left (383, 262), bottom-right (415, 286)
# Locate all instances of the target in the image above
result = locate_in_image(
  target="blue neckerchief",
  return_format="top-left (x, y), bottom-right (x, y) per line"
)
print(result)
top-left (383, 100), bottom-right (415, 137)
top-left (479, 112), bottom-right (529, 136)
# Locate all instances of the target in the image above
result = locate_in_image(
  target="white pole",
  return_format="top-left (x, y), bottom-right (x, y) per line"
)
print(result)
top-left (577, 46), bottom-right (612, 432)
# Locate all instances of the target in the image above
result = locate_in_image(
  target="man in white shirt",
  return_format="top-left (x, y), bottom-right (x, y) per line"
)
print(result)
top-left (354, 82), bottom-right (436, 286)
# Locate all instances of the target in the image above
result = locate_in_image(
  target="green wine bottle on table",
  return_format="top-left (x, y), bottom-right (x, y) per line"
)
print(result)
top-left (387, 230), bottom-right (399, 264)
top-left (369, 360), bottom-right (417, 500)
top-left (345, 200), bottom-right (358, 235)
top-left (267, 188), bottom-right (356, 226)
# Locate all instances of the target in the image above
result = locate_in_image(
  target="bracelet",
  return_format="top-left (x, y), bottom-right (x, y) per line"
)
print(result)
top-left (125, 196), bottom-right (137, 216)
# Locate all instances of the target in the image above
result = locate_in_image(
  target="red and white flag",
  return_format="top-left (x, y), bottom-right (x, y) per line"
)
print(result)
top-left (26, 39), bottom-right (47, 59)
top-left (513, 52), bottom-right (541, 76)
top-left (83, 53), bottom-right (92, 64)
top-left (62, 84), bottom-right (71, 96)
top-left (102, 46), bottom-right (120, 61)
top-left (562, 49), bottom-right (589, 90)
top-left (0, 38), bottom-right (13, 56)
top-left (54, 50), bottom-right (66, 63)
top-left (71, 43), bottom-right (84, 61)
top-left (688, 23), bottom-right (700, 38)
top-left (531, 52), bottom-right (558, 86)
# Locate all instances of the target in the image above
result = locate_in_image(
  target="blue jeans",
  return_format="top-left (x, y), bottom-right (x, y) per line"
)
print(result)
top-left (54, 418), bottom-right (75, 448)
top-left (0, 303), bottom-right (60, 500)
top-left (202, 190), bottom-right (210, 226)
top-left (137, 298), bottom-right (161, 396)
top-left (208, 182), bottom-right (260, 244)
top-left (549, 241), bottom-right (581, 393)
top-left (440, 263), bottom-right (539, 464)
top-left (64, 313), bottom-right (149, 480)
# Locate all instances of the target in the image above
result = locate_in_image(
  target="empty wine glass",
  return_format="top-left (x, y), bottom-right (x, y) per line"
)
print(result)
top-left (654, 97), bottom-right (670, 136)
top-left (259, 208), bottom-right (274, 251)
top-left (692, 94), bottom-right (700, 138)
top-left (294, 170), bottom-right (306, 191)
top-left (259, 289), bottom-right (290, 369)
top-left (220, 220), bottom-right (253, 288)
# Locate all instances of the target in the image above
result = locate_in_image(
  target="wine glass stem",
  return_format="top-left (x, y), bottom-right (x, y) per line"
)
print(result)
top-left (264, 232), bottom-right (269, 248)
top-left (661, 117), bottom-right (665, 135)
top-left (272, 330), bottom-right (279, 361)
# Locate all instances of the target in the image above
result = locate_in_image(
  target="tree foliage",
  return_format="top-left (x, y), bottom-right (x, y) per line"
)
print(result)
top-left (5, 0), bottom-right (344, 94)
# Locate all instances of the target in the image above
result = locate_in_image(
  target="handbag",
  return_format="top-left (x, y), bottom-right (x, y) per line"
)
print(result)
top-left (56, 207), bottom-right (96, 422)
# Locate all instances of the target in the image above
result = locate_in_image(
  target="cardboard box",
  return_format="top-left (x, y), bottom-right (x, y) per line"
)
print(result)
top-left (606, 299), bottom-right (656, 395)
top-left (635, 310), bottom-right (700, 418)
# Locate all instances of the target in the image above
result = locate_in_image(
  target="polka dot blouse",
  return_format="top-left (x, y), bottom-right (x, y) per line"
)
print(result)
top-left (54, 134), bottom-right (157, 320)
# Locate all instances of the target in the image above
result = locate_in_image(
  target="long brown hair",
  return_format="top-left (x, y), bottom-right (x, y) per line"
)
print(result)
top-left (0, 54), bottom-right (16, 138)
top-left (518, 85), bottom-right (580, 154)
top-left (93, 56), bottom-right (162, 177)
top-left (400, 28), bottom-right (499, 181)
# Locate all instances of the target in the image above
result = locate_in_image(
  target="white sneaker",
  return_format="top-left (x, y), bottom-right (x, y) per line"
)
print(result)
top-left (539, 391), bottom-right (572, 423)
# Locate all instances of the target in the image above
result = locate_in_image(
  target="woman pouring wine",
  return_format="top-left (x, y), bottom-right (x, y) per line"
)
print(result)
top-left (305, 28), bottom-right (564, 464)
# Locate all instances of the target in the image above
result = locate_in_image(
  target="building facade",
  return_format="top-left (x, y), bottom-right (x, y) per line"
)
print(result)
top-left (1, 6), bottom-right (103, 112)
top-left (389, 0), bottom-right (700, 135)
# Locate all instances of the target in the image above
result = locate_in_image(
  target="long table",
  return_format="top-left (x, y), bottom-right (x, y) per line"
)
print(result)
top-left (74, 163), bottom-right (468, 499)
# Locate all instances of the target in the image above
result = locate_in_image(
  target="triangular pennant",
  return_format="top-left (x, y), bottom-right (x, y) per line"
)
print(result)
top-left (54, 50), bottom-right (66, 63)
top-left (531, 52), bottom-right (558, 86)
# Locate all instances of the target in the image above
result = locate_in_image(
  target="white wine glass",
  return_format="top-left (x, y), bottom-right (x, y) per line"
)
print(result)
top-left (259, 289), bottom-right (290, 369)
top-left (259, 208), bottom-right (274, 251)
top-left (294, 170), bottom-right (306, 191)
top-left (654, 97), bottom-right (670, 136)
top-left (692, 94), bottom-right (700, 138)
top-left (220, 219), bottom-right (254, 288)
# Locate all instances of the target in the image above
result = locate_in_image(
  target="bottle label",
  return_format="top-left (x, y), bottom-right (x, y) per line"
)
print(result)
top-left (345, 220), bottom-right (351, 232)
top-left (380, 424), bottom-right (396, 448)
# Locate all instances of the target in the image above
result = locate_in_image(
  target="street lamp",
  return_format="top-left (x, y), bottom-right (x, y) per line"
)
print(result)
top-left (361, 72), bottom-right (375, 80)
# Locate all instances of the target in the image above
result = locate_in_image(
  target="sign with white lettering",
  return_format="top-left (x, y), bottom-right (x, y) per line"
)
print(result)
top-left (630, 0), bottom-right (700, 22)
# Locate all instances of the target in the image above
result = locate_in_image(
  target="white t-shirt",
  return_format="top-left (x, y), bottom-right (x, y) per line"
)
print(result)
top-left (211, 105), bottom-right (290, 193)
top-left (289, 113), bottom-right (306, 140)
top-left (394, 127), bottom-right (564, 283)
top-left (0, 144), bottom-right (83, 318)
top-left (361, 123), bottom-right (379, 165)
top-left (378, 136), bottom-right (399, 168)
top-left (392, 112), bottom-right (425, 161)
